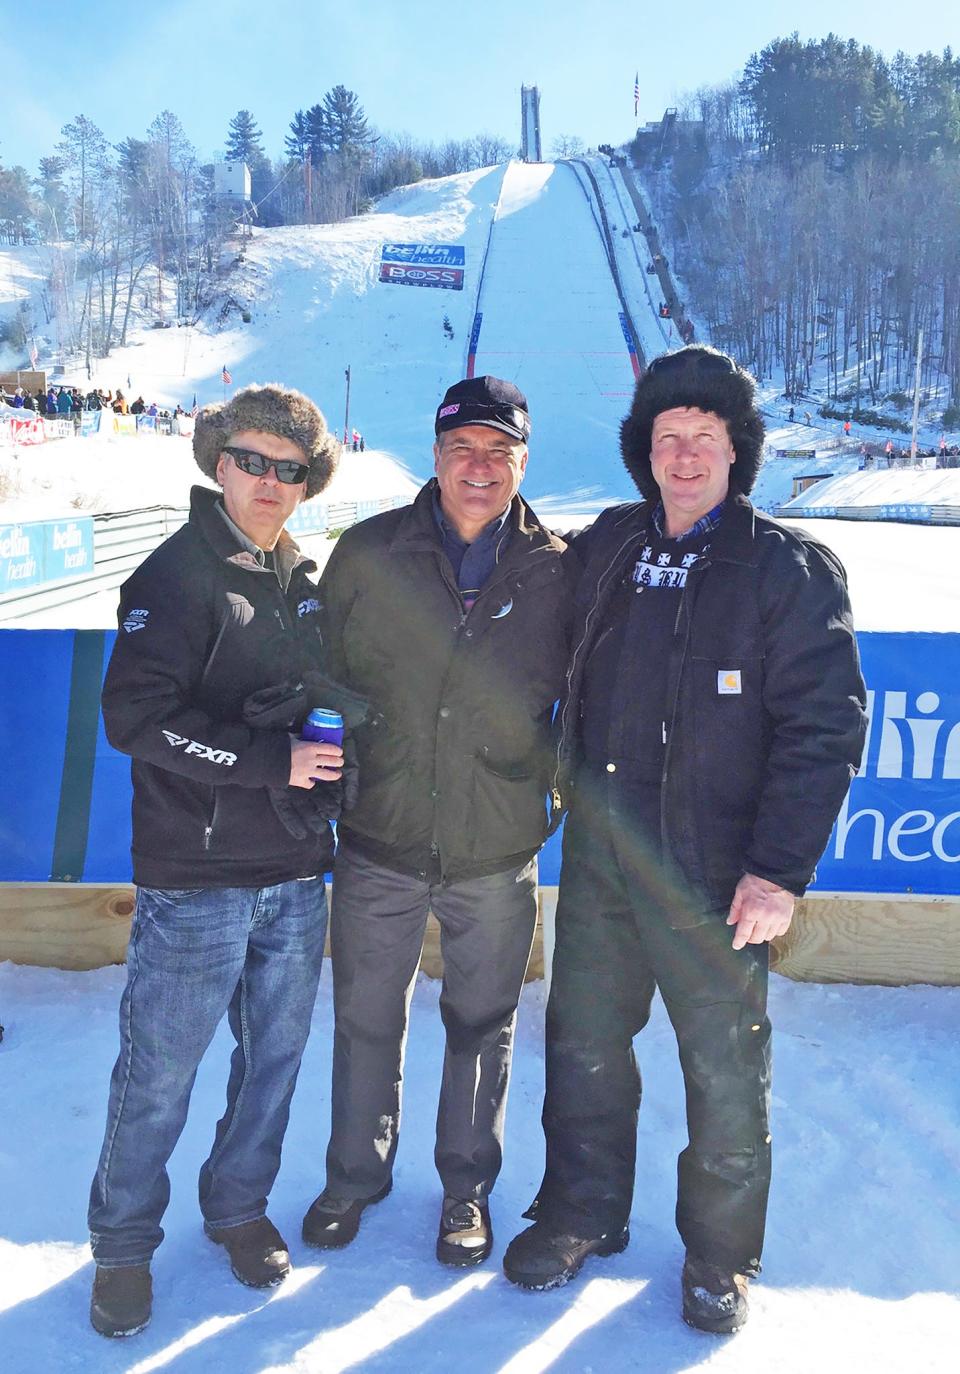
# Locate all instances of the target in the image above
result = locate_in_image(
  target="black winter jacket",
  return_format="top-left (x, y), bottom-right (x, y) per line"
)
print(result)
top-left (101, 485), bottom-right (335, 887)
top-left (560, 494), bottom-right (867, 920)
top-left (319, 480), bottom-right (578, 881)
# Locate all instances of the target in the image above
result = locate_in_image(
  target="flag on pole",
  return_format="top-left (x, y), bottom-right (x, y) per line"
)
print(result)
top-left (29, 344), bottom-right (38, 370)
top-left (634, 72), bottom-right (639, 118)
top-left (191, 392), bottom-right (198, 416)
top-left (222, 365), bottom-right (233, 386)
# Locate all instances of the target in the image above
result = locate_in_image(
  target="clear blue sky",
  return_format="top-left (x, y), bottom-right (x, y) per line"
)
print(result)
top-left (3, 0), bottom-right (953, 172)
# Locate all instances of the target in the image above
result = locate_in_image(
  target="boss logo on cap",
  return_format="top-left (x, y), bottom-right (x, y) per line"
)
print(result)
top-left (438, 403), bottom-right (461, 418)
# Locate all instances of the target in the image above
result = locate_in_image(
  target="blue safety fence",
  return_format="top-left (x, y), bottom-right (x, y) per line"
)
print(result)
top-left (2, 629), bottom-right (958, 894)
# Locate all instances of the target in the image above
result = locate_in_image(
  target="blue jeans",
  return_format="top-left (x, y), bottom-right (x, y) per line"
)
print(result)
top-left (88, 878), bottom-right (327, 1267)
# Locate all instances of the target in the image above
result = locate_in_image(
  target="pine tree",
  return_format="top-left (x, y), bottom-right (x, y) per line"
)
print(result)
top-left (57, 114), bottom-right (110, 239)
top-left (316, 86), bottom-right (371, 157)
top-left (225, 110), bottom-right (264, 163)
top-left (285, 110), bottom-right (310, 161)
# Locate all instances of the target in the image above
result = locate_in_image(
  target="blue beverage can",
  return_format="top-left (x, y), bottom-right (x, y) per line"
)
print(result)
top-left (301, 708), bottom-right (344, 747)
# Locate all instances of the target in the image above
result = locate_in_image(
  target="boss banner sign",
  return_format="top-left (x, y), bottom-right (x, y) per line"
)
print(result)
top-left (379, 243), bottom-right (465, 290)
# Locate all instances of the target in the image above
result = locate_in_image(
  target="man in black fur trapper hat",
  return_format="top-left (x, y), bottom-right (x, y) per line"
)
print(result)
top-left (504, 346), bottom-right (867, 1333)
top-left (88, 383), bottom-right (349, 1337)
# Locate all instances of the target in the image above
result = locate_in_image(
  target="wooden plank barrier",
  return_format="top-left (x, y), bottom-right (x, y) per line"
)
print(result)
top-left (0, 883), bottom-right (548, 982)
top-left (1, 884), bottom-right (955, 986)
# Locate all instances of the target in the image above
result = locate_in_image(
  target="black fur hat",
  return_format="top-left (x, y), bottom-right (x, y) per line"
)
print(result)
top-left (620, 346), bottom-right (765, 500)
top-left (193, 383), bottom-right (339, 500)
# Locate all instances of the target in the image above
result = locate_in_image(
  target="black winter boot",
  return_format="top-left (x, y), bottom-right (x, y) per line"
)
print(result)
top-left (90, 1264), bottom-right (152, 1337)
top-left (301, 1179), bottom-right (392, 1249)
top-left (503, 1219), bottom-right (629, 1290)
top-left (436, 1196), bottom-right (492, 1267)
top-left (207, 1216), bottom-right (290, 1288)
top-left (681, 1252), bottom-right (751, 1333)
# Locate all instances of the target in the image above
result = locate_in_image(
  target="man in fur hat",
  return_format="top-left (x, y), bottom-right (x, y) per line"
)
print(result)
top-left (503, 346), bottom-right (866, 1332)
top-left (88, 384), bottom-right (347, 1337)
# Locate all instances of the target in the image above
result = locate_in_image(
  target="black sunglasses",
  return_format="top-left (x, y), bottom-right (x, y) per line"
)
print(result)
top-left (222, 445), bottom-right (309, 484)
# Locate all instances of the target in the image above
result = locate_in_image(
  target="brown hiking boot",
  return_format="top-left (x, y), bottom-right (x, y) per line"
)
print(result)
top-left (503, 1219), bottom-right (629, 1290)
top-left (207, 1216), bottom-right (291, 1288)
top-left (90, 1264), bottom-right (152, 1338)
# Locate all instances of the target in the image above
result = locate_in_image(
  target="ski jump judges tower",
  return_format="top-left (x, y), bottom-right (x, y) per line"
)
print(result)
top-left (520, 85), bottom-right (542, 162)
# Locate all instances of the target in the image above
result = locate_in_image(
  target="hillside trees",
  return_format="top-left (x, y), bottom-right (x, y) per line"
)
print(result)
top-left (646, 36), bottom-right (960, 409)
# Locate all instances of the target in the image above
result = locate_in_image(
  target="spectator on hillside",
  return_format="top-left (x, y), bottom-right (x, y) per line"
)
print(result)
top-left (788, 406), bottom-right (795, 423)
top-left (46, 387), bottom-right (58, 415)
top-left (12, 386), bottom-right (25, 408)
top-left (130, 396), bottom-right (146, 416)
top-left (22, 390), bottom-right (37, 412)
top-left (113, 391), bottom-right (128, 415)
top-left (35, 388), bottom-right (47, 412)
top-left (86, 390), bottom-right (103, 410)
top-left (803, 410), bottom-right (812, 426)
top-left (148, 402), bottom-right (159, 417)
top-left (843, 420), bottom-right (851, 438)
top-left (57, 387), bottom-right (73, 416)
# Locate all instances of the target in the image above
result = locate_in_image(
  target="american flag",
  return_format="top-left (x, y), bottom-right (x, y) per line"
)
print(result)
top-left (634, 72), bottom-right (639, 118)
top-left (222, 365), bottom-right (233, 385)
top-left (29, 344), bottom-right (38, 369)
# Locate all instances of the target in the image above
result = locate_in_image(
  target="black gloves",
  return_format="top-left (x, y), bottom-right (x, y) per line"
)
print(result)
top-left (267, 780), bottom-right (344, 840)
top-left (241, 677), bottom-right (367, 840)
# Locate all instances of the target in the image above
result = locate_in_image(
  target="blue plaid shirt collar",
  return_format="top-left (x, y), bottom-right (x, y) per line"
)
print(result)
top-left (650, 499), bottom-right (726, 542)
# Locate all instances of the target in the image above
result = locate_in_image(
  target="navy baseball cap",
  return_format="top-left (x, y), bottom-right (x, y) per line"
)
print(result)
top-left (435, 375), bottom-right (531, 443)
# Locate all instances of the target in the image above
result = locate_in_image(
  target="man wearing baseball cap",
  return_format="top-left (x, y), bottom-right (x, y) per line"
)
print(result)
top-left (503, 346), bottom-right (867, 1332)
top-left (301, 375), bottom-right (576, 1268)
top-left (88, 384), bottom-right (349, 1336)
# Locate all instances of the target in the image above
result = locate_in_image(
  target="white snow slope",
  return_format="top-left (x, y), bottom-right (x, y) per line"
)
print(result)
top-left (1, 961), bottom-right (958, 1374)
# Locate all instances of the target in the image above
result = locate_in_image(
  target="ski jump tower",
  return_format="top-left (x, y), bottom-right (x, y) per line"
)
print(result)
top-left (520, 85), bottom-right (542, 162)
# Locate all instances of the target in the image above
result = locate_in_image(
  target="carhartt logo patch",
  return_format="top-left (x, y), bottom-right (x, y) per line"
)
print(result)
top-left (718, 670), bottom-right (742, 695)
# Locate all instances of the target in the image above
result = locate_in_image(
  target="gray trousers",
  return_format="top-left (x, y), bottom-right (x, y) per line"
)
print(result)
top-left (325, 841), bottom-right (538, 1202)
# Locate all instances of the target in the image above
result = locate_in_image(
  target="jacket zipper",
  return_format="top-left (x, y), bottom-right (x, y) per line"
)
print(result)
top-left (550, 526), bottom-right (648, 808)
top-left (203, 792), bottom-right (221, 850)
top-left (659, 558), bottom-right (709, 851)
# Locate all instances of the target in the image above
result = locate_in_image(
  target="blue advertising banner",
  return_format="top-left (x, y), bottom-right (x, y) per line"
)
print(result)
top-left (1, 629), bottom-right (958, 894)
top-left (380, 243), bottom-right (465, 290)
top-left (0, 521), bottom-right (44, 591)
top-left (44, 518), bottom-right (94, 581)
top-left (381, 243), bottom-right (465, 267)
top-left (79, 410), bottom-right (102, 437)
top-left (0, 517), bottom-right (94, 592)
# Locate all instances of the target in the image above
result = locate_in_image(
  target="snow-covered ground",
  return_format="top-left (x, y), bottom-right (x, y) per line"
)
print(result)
top-left (1, 960), bottom-right (958, 1373)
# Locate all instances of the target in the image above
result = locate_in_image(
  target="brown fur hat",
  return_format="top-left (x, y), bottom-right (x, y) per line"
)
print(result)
top-left (620, 346), bottom-right (765, 500)
top-left (193, 383), bottom-right (339, 500)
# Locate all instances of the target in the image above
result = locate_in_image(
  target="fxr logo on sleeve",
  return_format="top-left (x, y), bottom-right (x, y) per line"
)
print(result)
top-left (123, 609), bottom-right (149, 633)
top-left (717, 669), bottom-right (742, 695)
top-left (161, 729), bottom-right (237, 766)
